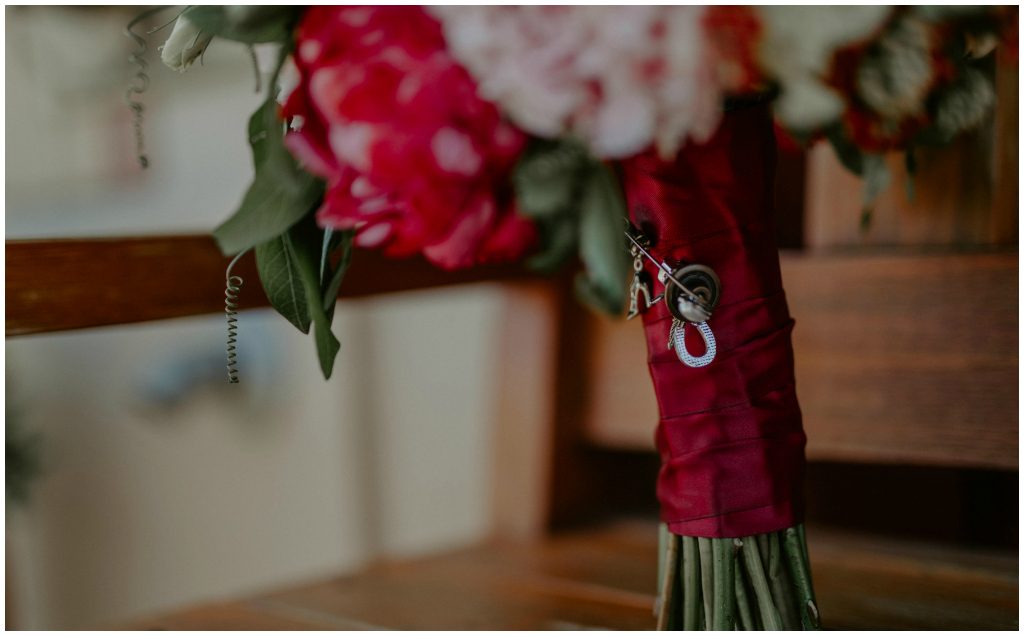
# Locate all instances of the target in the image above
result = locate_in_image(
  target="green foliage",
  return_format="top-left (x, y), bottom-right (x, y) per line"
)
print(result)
top-left (182, 6), bottom-right (300, 44)
top-left (213, 45), bottom-right (323, 256)
top-left (213, 97), bottom-right (324, 255)
top-left (254, 221), bottom-right (354, 380)
top-left (824, 125), bottom-right (866, 177)
top-left (215, 160), bottom-right (323, 256)
top-left (514, 139), bottom-right (589, 219)
top-left (247, 98), bottom-right (275, 170)
top-left (283, 217), bottom-right (355, 379)
top-left (255, 234), bottom-right (311, 334)
top-left (320, 229), bottom-right (356, 321)
top-left (212, 40), bottom-right (353, 379)
top-left (6, 415), bottom-right (41, 505)
top-left (527, 216), bottom-right (578, 273)
top-left (514, 139), bottom-right (631, 315)
top-left (575, 163), bottom-right (632, 315)
top-left (824, 125), bottom-right (891, 233)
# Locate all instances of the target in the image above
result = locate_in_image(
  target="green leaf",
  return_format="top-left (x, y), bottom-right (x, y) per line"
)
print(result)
top-left (183, 6), bottom-right (298, 44)
top-left (575, 163), bottom-right (632, 315)
top-left (213, 55), bottom-right (323, 257)
top-left (824, 125), bottom-right (865, 176)
top-left (213, 38), bottom-right (321, 256)
top-left (514, 139), bottom-right (592, 274)
top-left (213, 161), bottom-right (323, 255)
top-left (321, 230), bottom-right (355, 317)
top-left (6, 414), bottom-right (41, 505)
top-left (859, 153), bottom-right (890, 234)
top-left (255, 234), bottom-right (310, 334)
top-left (320, 227), bottom-right (335, 283)
top-left (284, 217), bottom-right (342, 379)
top-left (526, 215), bottom-right (577, 273)
top-left (311, 315), bottom-right (341, 379)
top-left (247, 99), bottom-right (275, 170)
top-left (514, 139), bottom-right (588, 219)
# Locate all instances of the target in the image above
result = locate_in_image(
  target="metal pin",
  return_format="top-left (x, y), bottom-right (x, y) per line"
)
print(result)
top-left (624, 231), bottom-right (710, 312)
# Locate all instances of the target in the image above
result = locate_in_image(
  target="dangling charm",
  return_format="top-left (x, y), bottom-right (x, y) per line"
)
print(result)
top-left (668, 318), bottom-right (717, 368)
top-left (626, 250), bottom-right (656, 320)
top-left (623, 225), bottom-right (720, 367)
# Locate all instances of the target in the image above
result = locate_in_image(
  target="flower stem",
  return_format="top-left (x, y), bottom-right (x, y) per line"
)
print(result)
top-left (681, 537), bottom-right (702, 630)
top-left (696, 538), bottom-right (715, 626)
top-left (767, 531), bottom-right (801, 629)
top-left (731, 542), bottom-right (755, 631)
top-left (657, 531), bottom-right (682, 630)
top-left (711, 539), bottom-right (736, 630)
top-left (741, 534), bottom-right (784, 630)
top-left (657, 525), bottom-right (820, 631)
top-left (783, 526), bottom-right (821, 630)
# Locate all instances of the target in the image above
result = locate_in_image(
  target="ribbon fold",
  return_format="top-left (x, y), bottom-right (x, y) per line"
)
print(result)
top-left (621, 103), bottom-right (807, 538)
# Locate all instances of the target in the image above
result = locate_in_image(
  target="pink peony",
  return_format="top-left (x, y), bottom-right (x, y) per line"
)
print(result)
top-left (431, 6), bottom-right (729, 159)
top-left (282, 6), bottom-right (536, 270)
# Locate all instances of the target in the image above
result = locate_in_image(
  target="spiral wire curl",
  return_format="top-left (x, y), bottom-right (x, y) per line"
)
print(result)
top-left (224, 251), bottom-right (249, 383)
top-left (123, 6), bottom-right (172, 169)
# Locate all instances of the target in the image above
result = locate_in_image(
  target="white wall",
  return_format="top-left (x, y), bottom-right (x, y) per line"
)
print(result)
top-left (5, 7), bottom-right (501, 629)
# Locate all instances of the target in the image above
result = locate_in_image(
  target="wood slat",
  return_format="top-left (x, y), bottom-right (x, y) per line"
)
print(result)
top-left (125, 520), bottom-right (1018, 630)
top-left (5, 236), bottom-right (540, 336)
top-left (809, 526), bottom-right (1018, 630)
top-left (253, 525), bottom-right (659, 631)
top-left (119, 601), bottom-right (340, 630)
top-left (803, 135), bottom-right (1000, 247)
top-left (7, 238), bottom-right (1017, 468)
top-left (582, 250), bottom-right (1018, 470)
top-left (787, 250), bottom-right (1017, 469)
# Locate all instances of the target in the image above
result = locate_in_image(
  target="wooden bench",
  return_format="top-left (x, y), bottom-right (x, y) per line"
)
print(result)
top-left (7, 237), bottom-right (1018, 630)
top-left (122, 521), bottom-right (1017, 631)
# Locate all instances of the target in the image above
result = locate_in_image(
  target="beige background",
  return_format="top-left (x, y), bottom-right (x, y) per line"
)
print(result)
top-left (6, 7), bottom-right (501, 629)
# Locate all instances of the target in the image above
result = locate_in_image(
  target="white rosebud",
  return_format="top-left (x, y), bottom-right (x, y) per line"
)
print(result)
top-left (160, 15), bottom-right (213, 72)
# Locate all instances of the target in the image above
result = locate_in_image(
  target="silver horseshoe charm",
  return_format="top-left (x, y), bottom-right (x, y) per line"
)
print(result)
top-left (668, 319), bottom-right (717, 368)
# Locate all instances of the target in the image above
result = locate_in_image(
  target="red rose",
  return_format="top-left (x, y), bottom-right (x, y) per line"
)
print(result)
top-left (283, 6), bottom-right (536, 269)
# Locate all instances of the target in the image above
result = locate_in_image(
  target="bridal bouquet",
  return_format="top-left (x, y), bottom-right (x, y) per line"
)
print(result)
top-left (130, 5), bottom-right (1014, 630)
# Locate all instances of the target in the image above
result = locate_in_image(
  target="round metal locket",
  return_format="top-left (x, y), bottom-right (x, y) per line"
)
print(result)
top-left (662, 263), bottom-right (721, 323)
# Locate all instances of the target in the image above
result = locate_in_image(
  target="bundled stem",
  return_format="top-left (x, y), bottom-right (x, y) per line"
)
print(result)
top-left (657, 525), bottom-right (820, 631)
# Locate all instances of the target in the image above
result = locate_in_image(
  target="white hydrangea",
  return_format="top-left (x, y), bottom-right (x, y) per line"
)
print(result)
top-left (431, 6), bottom-right (725, 160)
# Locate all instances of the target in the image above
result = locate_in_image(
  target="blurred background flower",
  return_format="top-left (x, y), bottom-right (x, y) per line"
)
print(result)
top-left (433, 6), bottom-right (726, 159)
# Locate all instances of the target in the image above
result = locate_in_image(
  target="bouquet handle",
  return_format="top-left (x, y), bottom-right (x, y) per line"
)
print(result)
top-left (619, 102), bottom-right (820, 630)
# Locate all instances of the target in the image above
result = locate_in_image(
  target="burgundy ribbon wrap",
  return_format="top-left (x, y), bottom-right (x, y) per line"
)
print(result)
top-left (621, 103), bottom-right (806, 538)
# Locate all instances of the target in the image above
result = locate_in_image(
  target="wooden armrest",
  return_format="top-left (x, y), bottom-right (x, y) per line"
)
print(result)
top-left (5, 235), bottom-right (543, 336)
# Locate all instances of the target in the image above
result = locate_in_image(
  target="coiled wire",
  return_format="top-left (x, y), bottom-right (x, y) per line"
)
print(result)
top-left (224, 251), bottom-right (248, 383)
top-left (123, 6), bottom-right (172, 169)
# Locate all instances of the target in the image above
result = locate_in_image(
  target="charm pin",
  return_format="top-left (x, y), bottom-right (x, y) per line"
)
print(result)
top-left (623, 229), bottom-right (722, 367)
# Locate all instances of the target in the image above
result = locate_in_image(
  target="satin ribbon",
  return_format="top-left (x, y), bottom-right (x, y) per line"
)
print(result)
top-left (621, 103), bottom-right (806, 538)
